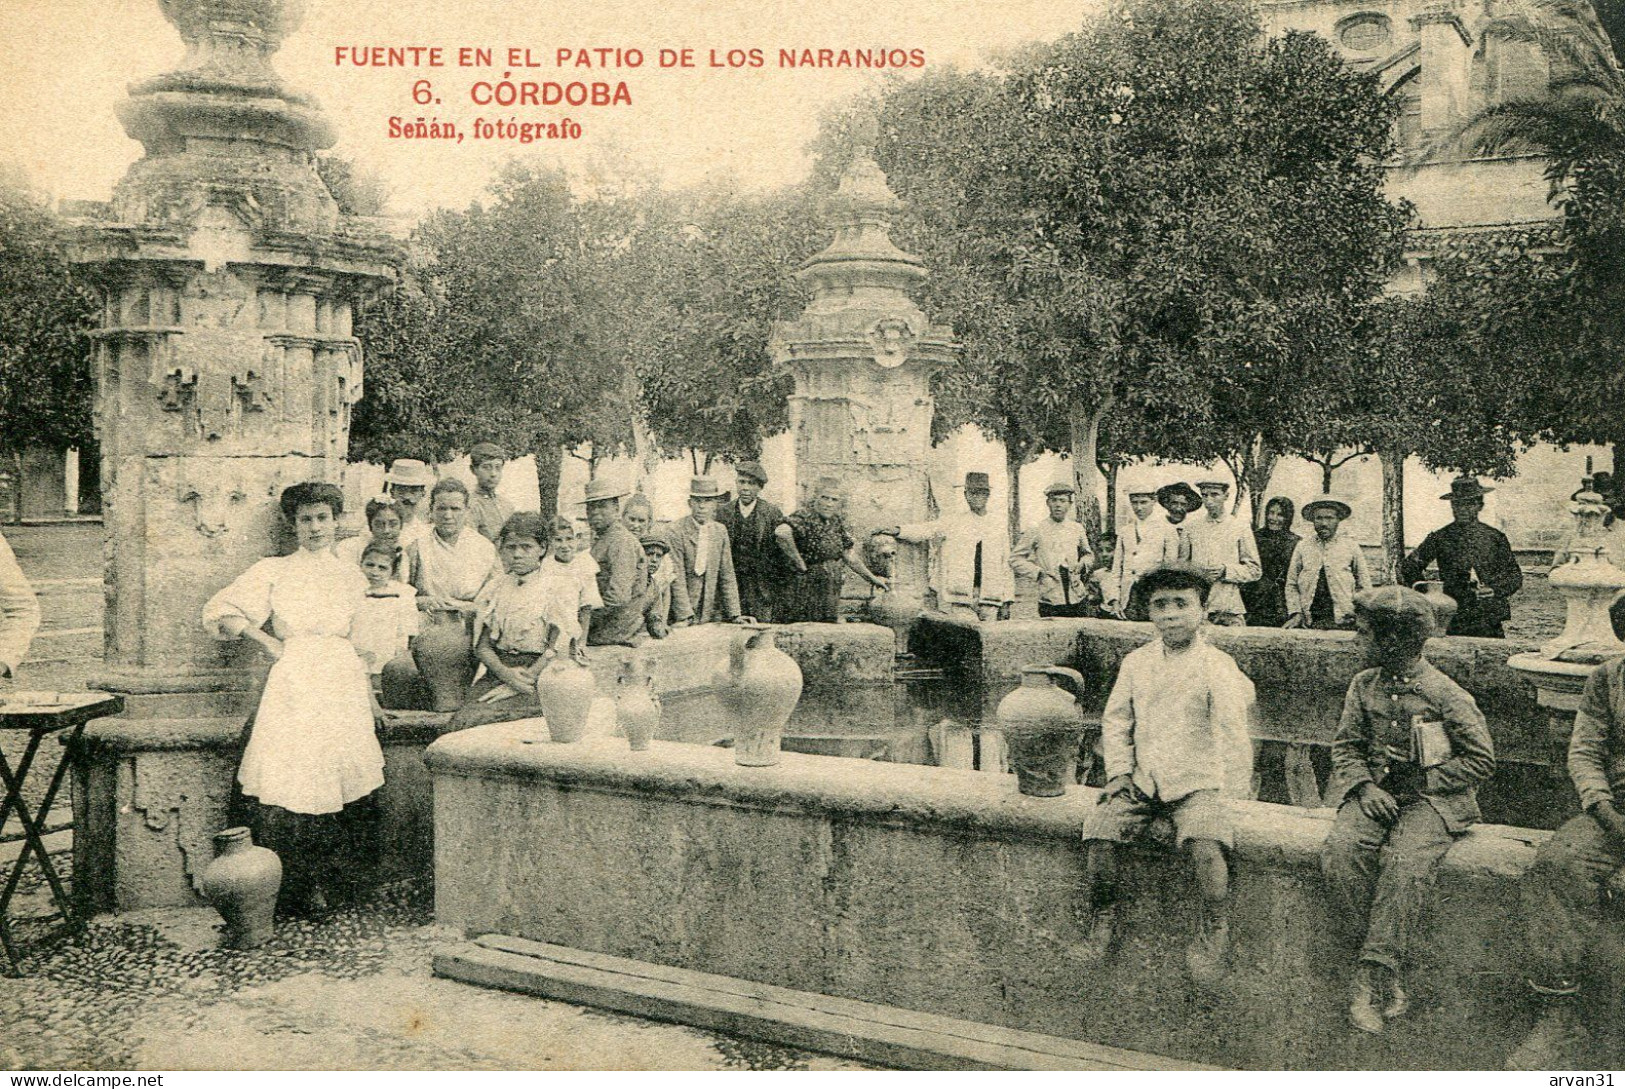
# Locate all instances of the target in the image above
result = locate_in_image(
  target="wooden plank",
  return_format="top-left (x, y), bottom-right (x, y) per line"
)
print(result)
top-left (435, 936), bottom-right (1217, 1072)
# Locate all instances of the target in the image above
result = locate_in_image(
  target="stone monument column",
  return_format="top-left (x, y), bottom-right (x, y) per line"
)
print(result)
top-left (71, 0), bottom-right (401, 713)
top-left (770, 136), bottom-right (958, 623)
top-left (65, 0), bottom-right (401, 909)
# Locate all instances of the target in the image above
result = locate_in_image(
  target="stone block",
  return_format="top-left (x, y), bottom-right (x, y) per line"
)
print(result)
top-left (427, 728), bottom-right (1611, 1069)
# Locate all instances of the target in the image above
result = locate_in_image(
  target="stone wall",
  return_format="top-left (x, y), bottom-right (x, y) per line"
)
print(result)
top-left (71, 622), bottom-right (897, 911)
top-left (912, 616), bottom-right (1553, 765)
top-left (428, 728), bottom-right (1623, 1070)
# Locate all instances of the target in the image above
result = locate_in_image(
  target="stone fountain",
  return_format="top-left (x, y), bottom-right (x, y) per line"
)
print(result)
top-left (1507, 483), bottom-right (1625, 774)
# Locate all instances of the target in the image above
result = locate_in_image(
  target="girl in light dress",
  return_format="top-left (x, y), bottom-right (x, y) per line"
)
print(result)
top-left (202, 482), bottom-right (385, 916)
top-left (335, 495), bottom-right (406, 578)
top-left (348, 541), bottom-right (420, 688)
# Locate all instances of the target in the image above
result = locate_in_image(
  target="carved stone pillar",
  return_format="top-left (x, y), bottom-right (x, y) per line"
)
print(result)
top-left (64, 0), bottom-right (401, 911)
top-left (770, 139), bottom-right (959, 625)
top-left (70, 0), bottom-right (401, 717)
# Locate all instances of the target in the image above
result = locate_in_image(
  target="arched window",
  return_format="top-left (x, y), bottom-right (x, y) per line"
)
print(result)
top-left (1388, 70), bottom-right (1423, 153)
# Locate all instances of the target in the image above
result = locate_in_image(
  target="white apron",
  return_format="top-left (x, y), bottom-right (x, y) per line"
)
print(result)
top-left (203, 550), bottom-right (385, 814)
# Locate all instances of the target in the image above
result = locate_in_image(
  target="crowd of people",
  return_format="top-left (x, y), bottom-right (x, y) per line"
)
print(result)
top-left (1, 445), bottom-right (1616, 1061)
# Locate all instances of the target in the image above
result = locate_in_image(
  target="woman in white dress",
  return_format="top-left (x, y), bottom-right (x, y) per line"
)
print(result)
top-left (203, 481), bottom-right (385, 915)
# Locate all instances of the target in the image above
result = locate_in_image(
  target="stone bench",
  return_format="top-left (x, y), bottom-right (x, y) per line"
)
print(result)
top-left (427, 726), bottom-right (1610, 1070)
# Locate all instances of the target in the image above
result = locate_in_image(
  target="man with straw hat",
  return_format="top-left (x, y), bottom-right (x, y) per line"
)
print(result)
top-left (384, 458), bottom-right (435, 549)
top-left (1398, 476), bottom-right (1523, 638)
top-left (1285, 496), bottom-right (1371, 631)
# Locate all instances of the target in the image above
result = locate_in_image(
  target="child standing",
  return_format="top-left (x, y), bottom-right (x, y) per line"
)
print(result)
top-left (1076, 565), bottom-right (1257, 986)
top-left (641, 534), bottom-right (674, 640)
top-left (349, 542), bottom-right (419, 686)
top-left (1321, 585), bottom-right (1494, 1034)
top-left (542, 515), bottom-right (601, 664)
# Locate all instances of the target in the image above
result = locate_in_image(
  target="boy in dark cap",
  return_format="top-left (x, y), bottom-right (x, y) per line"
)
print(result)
top-left (720, 461), bottom-right (801, 623)
top-left (1076, 565), bottom-right (1257, 986)
top-left (1321, 585), bottom-right (1495, 1034)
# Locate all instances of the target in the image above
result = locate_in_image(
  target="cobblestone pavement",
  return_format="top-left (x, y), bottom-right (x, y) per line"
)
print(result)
top-left (0, 878), bottom-right (869, 1071)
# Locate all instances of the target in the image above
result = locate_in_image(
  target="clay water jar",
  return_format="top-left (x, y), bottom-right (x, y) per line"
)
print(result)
top-left (413, 613), bottom-right (475, 712)
top-left (717, 626), bottom-right (804, 767)
top-left (996, 666), bottom-right (1087, 798)
top-left (200, 827), bottom-right (282, 950)
top-left (615, 656), bottom-right (661, 751)
top-left (536, 658), bottom-right (597, 743)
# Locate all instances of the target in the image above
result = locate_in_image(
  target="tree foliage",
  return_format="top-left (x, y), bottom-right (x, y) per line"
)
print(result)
top-left (0, 171), bottom-right (98, 457)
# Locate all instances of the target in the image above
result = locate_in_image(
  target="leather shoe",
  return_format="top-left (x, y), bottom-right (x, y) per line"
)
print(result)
top-left (1350, 978), bottom-right (1384, 1034)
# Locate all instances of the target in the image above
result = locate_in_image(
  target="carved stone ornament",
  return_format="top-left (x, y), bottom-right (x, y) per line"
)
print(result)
top-left (868, 318), bottom-right (917, 367)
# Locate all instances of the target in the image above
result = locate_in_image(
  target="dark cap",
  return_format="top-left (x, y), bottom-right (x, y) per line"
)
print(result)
top-left (639, 534), bottom-right (671, 554)
top-left (965, 471), bottom-right (991, 492)
top-left (469, 442), bottom-right (508, 465)
top-left (1352, 585), bottom-right (1437, 637)
top-left (736, 461), bottom-right (768, 486)
top-left (1137, 563), bottom-right (1212, 605)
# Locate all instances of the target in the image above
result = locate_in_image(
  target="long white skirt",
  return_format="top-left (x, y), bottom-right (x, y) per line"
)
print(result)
top-left (238, 635), bottom-right (385, 815)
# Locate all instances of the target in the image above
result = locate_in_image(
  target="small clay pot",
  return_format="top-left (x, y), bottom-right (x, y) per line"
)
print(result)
top-left (996, 667), bottom-right (1087, 797)
top-left (200, 827), bottom-right (282, 950)
top-left (536, 659), bottom-right (597, 743)
top-left (615, 657), bottom-right (661, 751)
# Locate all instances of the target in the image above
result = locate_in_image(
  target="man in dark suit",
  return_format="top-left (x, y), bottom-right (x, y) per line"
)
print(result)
top-left (1398, 477), bottom-right (1524, 638)
top-left (719, 461), bottom-right (802, 623)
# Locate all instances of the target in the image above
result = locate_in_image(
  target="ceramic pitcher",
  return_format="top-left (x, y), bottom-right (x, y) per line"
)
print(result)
top-left (615, 656), bottom-right (661, 751)
top-left (536, 658), bottom-right (597, 743)
top-left (200, 827), bottom-right (282, 949)
top-left (716, 626), bottom-right (803, 766)
top-left (995, 666), bottom-right (1088, 797)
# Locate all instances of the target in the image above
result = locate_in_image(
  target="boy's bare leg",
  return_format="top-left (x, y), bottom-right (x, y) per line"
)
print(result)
top-left (1185, 839), bottom-right (1231, 986)
top-left (1072, 839), bottom-right (1121, 965)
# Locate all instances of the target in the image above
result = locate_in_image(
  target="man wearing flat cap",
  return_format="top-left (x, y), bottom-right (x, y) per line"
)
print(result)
top-left (1285, 497), bottom-right (1371, 631)
top-left (1186, 478), bottom-right (1261, 627)
top-left (890, 471), bottom-right (1014, 621)
top-left (663, 477), bottom-right (742, 625)
top-left (719, 461), bottom-right (802, 623)
top-left (1398, 477), bottom-right (1523, 638)
top-left (584, 474), bottom-right (649, 646)
top-left (467, 442), bottom-right (513, 543)
top-left (1011, 481), bottom-right (1095, 618)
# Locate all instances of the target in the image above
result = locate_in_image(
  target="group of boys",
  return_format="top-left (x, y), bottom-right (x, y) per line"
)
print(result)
top-left (1090, 558), bottom-right (1624, 1060)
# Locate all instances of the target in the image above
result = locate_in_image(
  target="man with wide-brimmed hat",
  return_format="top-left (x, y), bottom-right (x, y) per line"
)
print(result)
top-left (1398, 476), bottom-right (1523, 638)
top-left (384, 458), bottom-right (435, 549)
top-left (467, 441), bottom-right (513, 543)
top-left (583, 474), bottom-right (649, 646)
top-left (892, 471), bottom-right (1014, 620)
top-left (1107, 476), bottom-right (1172, 621)
top-left (1186, 478), bottom-right (1261, 626)
top-left (1011, 480), bottom-right (1095, 618)
top-left (719, 461), bottom-right (802, 623)
top-left (663, 476), bottom-right (742, 625)
top-left (1285, 496), bottom-right (1370, 631)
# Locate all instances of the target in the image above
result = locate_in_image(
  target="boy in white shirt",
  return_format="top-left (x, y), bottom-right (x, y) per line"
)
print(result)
top-left (1076, 565), bottom-right (1257, 986)
top-left (349, 542), bottom-right (419, 688)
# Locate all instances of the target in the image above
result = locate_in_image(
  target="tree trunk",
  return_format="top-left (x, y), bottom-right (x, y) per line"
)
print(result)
top-left (1377, 444), bottom-right (1407, 579)
top-left (1006, 442), bottom-right (1024, 545)
top-left (1070, 396), bottom-right (1113, 557)
top-left (1100, 460), bottom-right (1118, 542)
top-left (1320, 459), bottom-right (1335, 495)
top-left (534, 442), bottom-right (563, 518)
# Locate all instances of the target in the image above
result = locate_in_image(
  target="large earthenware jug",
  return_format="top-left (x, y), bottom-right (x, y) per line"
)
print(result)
top-left (1412, 581), bottom-right (1458, 633)
top-left (717, 627), bottom-right (803, 766)
top-left (200, 827), bottom-right (282, 950)
top-left (615, 657), bottom-right (661, 751)
top-left (412, 614), bottom-right (475, 712)
top-left (536, 658), bottom-right (596, 743)
top-left (996, 666), bottom-right (1088, 797)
